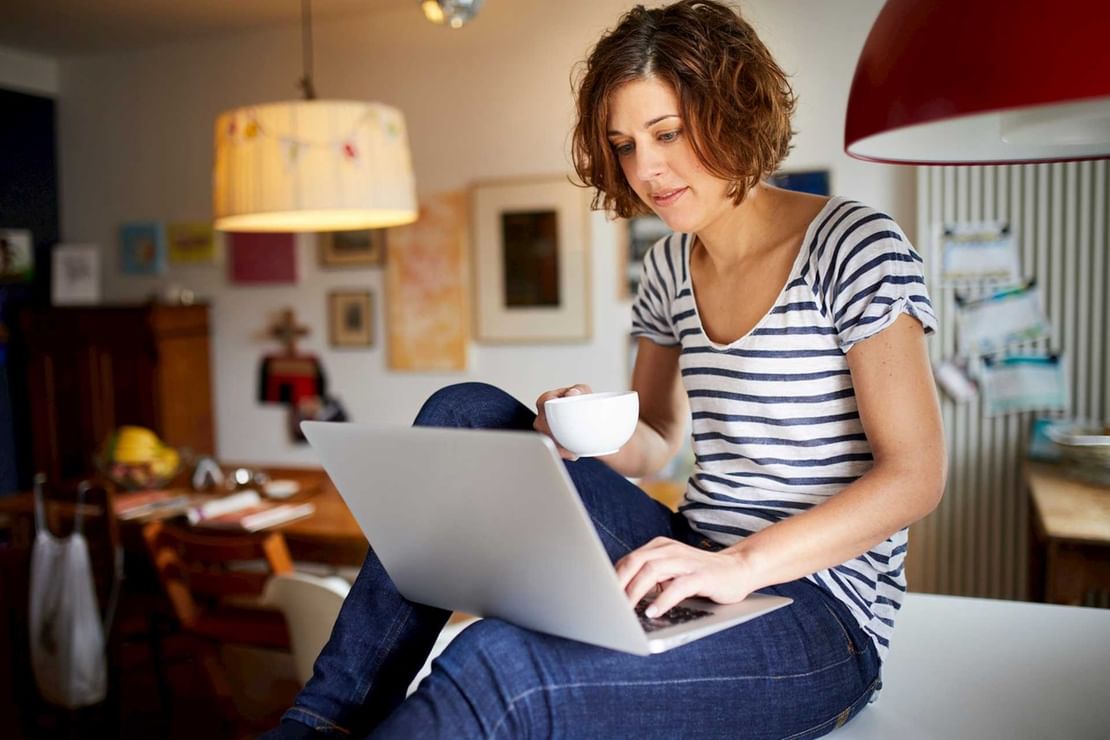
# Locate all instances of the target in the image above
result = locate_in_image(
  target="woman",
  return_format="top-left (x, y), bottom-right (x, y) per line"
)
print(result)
top-left (268, 2), bottom-right (945, 737)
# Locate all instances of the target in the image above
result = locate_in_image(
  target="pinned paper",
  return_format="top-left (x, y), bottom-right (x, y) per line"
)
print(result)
top-left (934, 359), bottom-right (978, 403)
top-left (939, 222), bottom-right (1020, 285)
top-left (955, 280), bottom-right (1051, 356)
top-left (981, 354), bottom-right (1068, 416)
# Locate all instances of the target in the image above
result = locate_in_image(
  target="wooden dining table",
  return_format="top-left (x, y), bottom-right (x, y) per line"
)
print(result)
top-left (0, 464), bottom-right (370, 567)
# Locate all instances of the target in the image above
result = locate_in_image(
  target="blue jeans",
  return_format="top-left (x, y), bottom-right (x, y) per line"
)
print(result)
top-left (267, 383), bottom-right (881, 739)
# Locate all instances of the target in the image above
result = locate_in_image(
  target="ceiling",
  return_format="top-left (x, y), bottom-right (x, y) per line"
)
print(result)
top-left (0, 0), bottom-right (415, 57)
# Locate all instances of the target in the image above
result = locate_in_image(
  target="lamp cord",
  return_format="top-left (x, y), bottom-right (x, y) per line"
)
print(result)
top-left (298, 0), bottom-right (317, 100)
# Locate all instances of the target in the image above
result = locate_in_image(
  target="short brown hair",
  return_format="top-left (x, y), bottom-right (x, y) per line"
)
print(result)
top-left (571, 0), bottom-right (797, 218)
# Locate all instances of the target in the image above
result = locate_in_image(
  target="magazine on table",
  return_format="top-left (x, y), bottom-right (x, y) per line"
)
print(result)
top-left (190, 500), bottom-right (316, 532)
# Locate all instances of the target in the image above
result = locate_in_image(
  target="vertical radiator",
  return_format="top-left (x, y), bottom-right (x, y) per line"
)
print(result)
top-left (913, 162), bottom-right (1110, 602)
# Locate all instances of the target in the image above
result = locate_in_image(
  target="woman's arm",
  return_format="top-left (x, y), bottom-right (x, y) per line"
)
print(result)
top-left (533, 338), bottom-right (687, 479)
top-left (603, 338), bottom-right (688, 478)
top-left (617, 314), bottom-right (947, 614)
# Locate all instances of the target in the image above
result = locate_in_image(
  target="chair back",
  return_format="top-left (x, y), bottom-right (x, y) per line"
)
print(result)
top-left (141, 521), bottom-right (293, 648)
top-left (262, 572), bottom-right (349, 685)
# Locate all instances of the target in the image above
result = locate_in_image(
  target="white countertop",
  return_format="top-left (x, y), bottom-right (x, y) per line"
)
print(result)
top-left (831, 593), bottom-right (1110, 739)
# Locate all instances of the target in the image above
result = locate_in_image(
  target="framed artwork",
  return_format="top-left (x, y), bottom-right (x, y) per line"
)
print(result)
top-left (617, 214), bottom-right (670, 300)
top-left (51, 244), bottom-right (101, 305)
top-left (328, 290), bottom-right (374, 347)
top-left (229, 232), bottom-right (297, 284)
top-left (167, 222), bottom-right (218, 264)
top-left (0, 229), bottom-right (34, 282)
top-left (471, 176), bottom-right (590, 342)
top-left (119, 221), bottom-right (167, 275)
top-left (386, 191), bottom-right (470, 371)
top-left (319, 229), bottom-right (386, 268)
top-left (767, 168), bottom-right (831, 196)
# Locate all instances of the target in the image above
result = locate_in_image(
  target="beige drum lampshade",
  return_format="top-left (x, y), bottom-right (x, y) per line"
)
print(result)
top-left (213, 100), bottom-right (418, 232)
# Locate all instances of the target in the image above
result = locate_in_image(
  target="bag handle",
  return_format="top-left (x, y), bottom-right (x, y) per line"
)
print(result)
top-left (73, 481), bottom-right (90, 534)
top-left (32, 472), bottom-right (46, 534)
top-left (31, 475), bottom-right (92, 535)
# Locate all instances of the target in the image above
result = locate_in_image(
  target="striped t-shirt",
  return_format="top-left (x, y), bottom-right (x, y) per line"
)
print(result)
top-left (631, 196), bottom-right (937, 661)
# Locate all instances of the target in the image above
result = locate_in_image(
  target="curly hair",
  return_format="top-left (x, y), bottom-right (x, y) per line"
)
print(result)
top-left (571, 0), bottom-right (797, 218)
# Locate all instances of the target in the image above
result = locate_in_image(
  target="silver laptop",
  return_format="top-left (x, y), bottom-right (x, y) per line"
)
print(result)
top-left (300, 422), bottom-right (792, 655)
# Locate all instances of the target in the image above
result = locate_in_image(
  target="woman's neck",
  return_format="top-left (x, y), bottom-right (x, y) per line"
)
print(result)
top-left (693, 185), bottom-right (826, 273)
top-left (693, 184), bottom-right (783, 272)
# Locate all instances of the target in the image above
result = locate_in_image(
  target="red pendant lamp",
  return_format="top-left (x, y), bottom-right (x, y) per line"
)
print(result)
top-left (845, 0), bottom-right (1110, 165)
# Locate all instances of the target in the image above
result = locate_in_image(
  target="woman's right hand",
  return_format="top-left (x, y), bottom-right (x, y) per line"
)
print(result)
top-left (534, 384), bottom-right (593, 460)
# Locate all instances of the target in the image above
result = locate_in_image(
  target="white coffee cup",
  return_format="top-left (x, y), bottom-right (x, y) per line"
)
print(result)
top-left (543, 390), bottom-right (639, 457)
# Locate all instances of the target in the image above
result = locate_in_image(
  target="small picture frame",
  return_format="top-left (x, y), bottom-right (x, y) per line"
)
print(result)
top-left (119, 220), bottom-right (168, 275)
top-left (0, 229), bottom-right (34, 282)
top-left (617, 214), bottom-right (670, 300)
top-left (328, 290), bottom-right (374, 347)
top-left (319, 230), bottom-right (386, 268)
top-left (52, 244), bottom-right (101, 305)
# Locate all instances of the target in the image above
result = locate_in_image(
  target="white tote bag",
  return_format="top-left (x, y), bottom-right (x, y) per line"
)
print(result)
top-left (28, 478), bottom-right (108, 708)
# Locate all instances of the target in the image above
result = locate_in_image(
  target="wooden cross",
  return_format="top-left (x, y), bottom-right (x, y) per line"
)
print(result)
top-left (268, 308), bottom-right (310, 356)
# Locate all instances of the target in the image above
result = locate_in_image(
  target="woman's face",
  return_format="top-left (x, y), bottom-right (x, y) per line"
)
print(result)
top-left (606, 77), bottom-right (732, 234)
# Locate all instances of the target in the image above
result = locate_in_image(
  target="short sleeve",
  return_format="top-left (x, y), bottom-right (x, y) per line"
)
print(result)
top-left (630, 235), bottom-right (680, 347)
top-left (822, 209), bottom-right (938, 352)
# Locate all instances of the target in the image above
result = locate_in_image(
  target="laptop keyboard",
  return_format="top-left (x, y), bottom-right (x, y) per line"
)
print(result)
top-left (634, 599), bottom-right (714, 633)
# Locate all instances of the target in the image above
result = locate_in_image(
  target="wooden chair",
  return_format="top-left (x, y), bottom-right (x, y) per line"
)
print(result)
top-left (141, 521), bottom-right (295, 719)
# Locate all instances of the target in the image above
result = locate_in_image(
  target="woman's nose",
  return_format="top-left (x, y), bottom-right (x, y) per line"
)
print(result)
top-left (634, 146), bottom-right (666, 182)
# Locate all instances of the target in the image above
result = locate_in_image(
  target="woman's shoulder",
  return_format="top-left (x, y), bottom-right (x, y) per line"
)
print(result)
top-left (804, 196), bottom-right (917, 266)
top-left (640, 231), bottom-right (690, 287)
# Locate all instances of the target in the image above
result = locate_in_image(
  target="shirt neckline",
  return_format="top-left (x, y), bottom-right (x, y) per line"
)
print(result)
top-left (683, 196), bottom-right (843, 350)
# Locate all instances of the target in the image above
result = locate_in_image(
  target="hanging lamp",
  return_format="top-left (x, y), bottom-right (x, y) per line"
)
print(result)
top-left (420, 0), bottom-right (484, 29)
top-left (844, 0), bottom-right (1110, 165)
top-left (213, 0), bottom-right (417, 232)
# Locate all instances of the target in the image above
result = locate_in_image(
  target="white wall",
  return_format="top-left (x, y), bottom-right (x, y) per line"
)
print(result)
top-left (55, 0), bottom-right (911, 465)
top-left (0, 46), bottom-right (59, 96)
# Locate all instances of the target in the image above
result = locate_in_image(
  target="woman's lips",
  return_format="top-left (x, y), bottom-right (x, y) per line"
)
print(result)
top-left (651, 187), bottom-right (687, 207)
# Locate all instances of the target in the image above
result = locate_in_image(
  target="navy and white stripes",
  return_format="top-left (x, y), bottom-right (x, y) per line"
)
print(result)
top-left (631, 197), bottom-right (937, 661)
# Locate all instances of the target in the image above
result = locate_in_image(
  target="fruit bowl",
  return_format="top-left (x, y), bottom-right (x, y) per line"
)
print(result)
top-left (98, 459), bottom-right (181, 491)
top-left (1045, 420), bottom-right (1110, 482)
top-left (97, 426), bottom-right (182, 491)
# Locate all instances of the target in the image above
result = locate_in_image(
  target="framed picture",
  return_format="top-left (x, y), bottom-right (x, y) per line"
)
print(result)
top-left (471, 176), bottom-right (591, 342)
top-left (229, 232), bottom-right (297, 284)
top-left (328, 290), bottom-right (374, 347)
top-left (319, 229), bottom-right (386, 267)
top-left (617, 214), bottom-right (670, 299)
top-left (767, 168), bottom-right (831, 196)
top-left (386, 191), bottom-right (470, 371)
top-left (52, 244), bottom-right (101, 305)
top-left (119, 221), bottom-right (167, 275)
top-left (167, 222), bottom-right (218, 264)
top-left (0, 229), bottom-right (34, 282)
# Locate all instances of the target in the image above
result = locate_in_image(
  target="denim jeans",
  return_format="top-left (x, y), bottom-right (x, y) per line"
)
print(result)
top-left (266, 382), bottom-right (881, 739)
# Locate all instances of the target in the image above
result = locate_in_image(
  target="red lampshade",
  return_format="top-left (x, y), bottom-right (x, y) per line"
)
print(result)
top-left (845, 0), bottom-right (1110, 165)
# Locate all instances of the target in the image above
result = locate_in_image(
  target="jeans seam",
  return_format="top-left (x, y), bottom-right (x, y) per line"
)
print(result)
top-left (589, 514), bottom-right (637, 555)
top-left (779, 675), bottom-right (881, 740)
top-left (358, 601), bottom-right (412, 704)
top-left (486, 653), bottom-right (858, 738)
top-left (284, 707), bottom-right (352, 735)
top-left (819, 598), bottom-right (860, 656)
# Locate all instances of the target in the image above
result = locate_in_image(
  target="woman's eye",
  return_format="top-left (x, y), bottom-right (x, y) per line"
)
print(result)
top-left (659, 129), bottom-right (681, 143)
top-left (614, 142), bottom-right (634, 157)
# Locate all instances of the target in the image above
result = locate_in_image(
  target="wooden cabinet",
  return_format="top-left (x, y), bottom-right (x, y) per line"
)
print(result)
top-left (22, 303), bottom-right (215, 483)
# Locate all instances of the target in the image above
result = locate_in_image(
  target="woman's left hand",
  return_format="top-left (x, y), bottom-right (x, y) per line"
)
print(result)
top-left (615, 537), bottom-right (756, 617)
